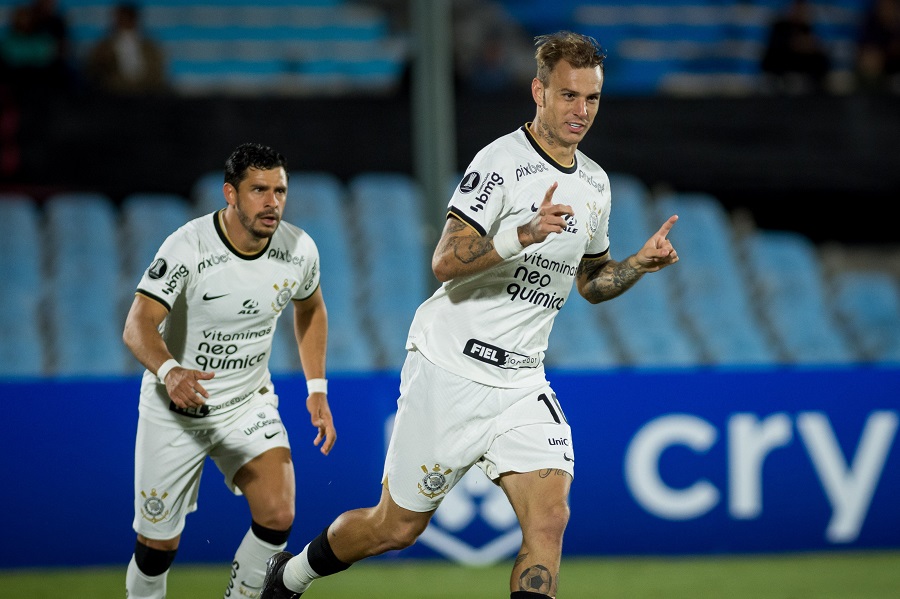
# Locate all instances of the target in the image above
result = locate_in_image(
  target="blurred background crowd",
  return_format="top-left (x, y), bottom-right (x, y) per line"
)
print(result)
top-left (1, 0), bottom-right (899, 377)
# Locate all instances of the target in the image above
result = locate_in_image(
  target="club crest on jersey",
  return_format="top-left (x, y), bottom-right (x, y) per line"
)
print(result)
top-left (140, 488), bottom-right (169, 524)
top-left (586, 200), bottom-right (601, 241)
top-left (271, 279), bottom-right (297, 312)
top-left (418, 463), bottom-right (453, 499)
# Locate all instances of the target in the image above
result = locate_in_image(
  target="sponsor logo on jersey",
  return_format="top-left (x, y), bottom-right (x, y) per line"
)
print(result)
top-left (463, 338), bottom-right (539, 370)
top-left (198, 252), bottom-right (230, 272)
top-left (238, 299), bottom-right (260, 315)
top-left (203, 292), bottom-right (229, 301)
top-left (458, 171), bottom-right (481, 193)
top-left (305, 259), bottom-right (318, 291)
top-left (504, 254), bottom-right (577, 311)
top-left (548, 437), bottom-right (570, 446)
top-left (418, 463), bottom-right (453, 499)
top-left (578, 170), bottom-right (606, 194)
top-left (161, 264), bottom-right (190, 296)
top-left (268, 247), bottom-right (306, 267)
top-left (468, 171), bottom-right (504, 213)
top-left (515, 161), bottom-right (548, 181)
top-left (148, 258), bottom-right (168, 279)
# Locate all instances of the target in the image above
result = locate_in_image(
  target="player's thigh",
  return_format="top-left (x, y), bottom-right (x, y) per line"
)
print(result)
top-left (499, 468), bottom-right (572, 535)
top-left (133, 418), bottom-right (209, 541)
top-left (384, 351), bottom-right (496, 512)
top-left (211, 397), bottom-right (291, 496)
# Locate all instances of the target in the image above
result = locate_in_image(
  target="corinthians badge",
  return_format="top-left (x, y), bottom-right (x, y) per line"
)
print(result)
top-left (140, 488), bottom-right (169, 524)
top-left (271, 279), bottom-right (298, 313)
top-left (418, 463), bottom-right (453, 499)
top-left (586, 200), bottom-right (601, 241)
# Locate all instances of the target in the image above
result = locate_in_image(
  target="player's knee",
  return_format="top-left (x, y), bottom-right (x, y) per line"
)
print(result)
top-left (134, 540), bottom-right (178, 577)
top-left (523, 501), bottom-right (570, 544)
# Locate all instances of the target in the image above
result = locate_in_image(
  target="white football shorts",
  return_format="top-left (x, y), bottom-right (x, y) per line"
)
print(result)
top-left (383, 350), bottom-right (574, 513)
top-left (132, 390), bottom-right (290, 540)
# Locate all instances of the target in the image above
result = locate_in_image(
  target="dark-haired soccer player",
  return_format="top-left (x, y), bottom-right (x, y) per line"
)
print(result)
top-left (123, 143), bottom-right (336, 599)
top-left (262, 31), bottom-right (679, 599)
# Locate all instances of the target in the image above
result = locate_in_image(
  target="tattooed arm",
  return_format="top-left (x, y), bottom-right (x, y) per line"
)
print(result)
top-left (432, 182), bottom-right (574, 282)
top-left (576, 214), bottom-right (680, 304)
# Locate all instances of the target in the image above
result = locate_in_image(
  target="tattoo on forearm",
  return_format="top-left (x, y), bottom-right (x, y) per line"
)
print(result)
top-left (518, 565), bottom-right (553, 593)
top-left (577, 257), bottom-right (642, 303)
top-left (514, 552), bottom-right (529, 566)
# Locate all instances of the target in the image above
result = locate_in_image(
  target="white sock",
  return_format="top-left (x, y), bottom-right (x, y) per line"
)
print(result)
top-left (225, 527), bottom-right (287, 599)
top-left (126, 554), bottom-right (168, 599)
top-left (282, 543), bottom-right (319, 594)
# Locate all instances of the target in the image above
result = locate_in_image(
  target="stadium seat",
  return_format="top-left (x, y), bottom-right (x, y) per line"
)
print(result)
top-left (0, 193), bottom-right (43, 296)
top-left (349, 172), bottom-right (430, 369)
top-left (654, 192), bottom-right (778, 366)
top-left (191, 171), bottom-right (225, 217)
top-left (831, 271), bottom-right (900, 363)
top-left (545, 293), bottom-right (621, 370)
top-left (122, 192), bottom-right (193, 283)
top-left (288, 172), bottom-right (376, 372)
top-left (744, 230), bottom-right (856, 364)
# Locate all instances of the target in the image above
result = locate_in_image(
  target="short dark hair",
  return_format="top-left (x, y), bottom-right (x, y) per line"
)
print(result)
top-left (534, 31), bottom-right (606, 85)
top-left (224, 143), bottom-right (288, 189)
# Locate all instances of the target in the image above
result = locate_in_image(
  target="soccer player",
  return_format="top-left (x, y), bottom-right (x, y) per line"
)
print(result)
top-left (261, 31), bottom-right (679, 599)
top-left (122, 143), bottom-right (337, 599)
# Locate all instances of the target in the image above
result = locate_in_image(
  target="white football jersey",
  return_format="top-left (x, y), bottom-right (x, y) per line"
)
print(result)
top-left (135, 210), bottom-right (320, 428)
top-left (407, 125), bottom-right (611, 388)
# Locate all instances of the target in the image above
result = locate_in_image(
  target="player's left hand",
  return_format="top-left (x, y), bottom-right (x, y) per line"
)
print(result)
top-left (635, 215), bottom-right (679, 272)
top-left (307, 392), bottom-right (337, 455)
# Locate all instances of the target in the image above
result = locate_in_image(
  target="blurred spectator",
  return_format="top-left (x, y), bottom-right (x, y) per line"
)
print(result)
top-left (86, 3), bottom-right (168, 95)
top-left (0, 3), bottom-right (72, 96)
top-left (856, 0), bottom-right (900, 92)
top-left (761, 0), bottom-right (832, 94)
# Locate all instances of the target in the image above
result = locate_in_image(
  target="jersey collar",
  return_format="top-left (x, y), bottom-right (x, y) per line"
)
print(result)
top-left (521, 124), bottom-right (578, 174)
top-left (213, 209), bottom-right (271, 260)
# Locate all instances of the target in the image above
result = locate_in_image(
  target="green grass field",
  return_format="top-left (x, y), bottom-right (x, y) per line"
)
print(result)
top-left (4, 551), bottom-right (899, 598)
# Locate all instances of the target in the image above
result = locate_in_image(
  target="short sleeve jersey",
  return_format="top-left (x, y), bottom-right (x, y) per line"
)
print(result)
top-left (406, 125), bottom-right (611, 388)
top-left (135, 210), bottom-right (320, 428)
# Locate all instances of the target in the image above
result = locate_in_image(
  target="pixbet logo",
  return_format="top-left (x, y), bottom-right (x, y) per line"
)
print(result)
top-left (625, 410), bottom-right (898, 543)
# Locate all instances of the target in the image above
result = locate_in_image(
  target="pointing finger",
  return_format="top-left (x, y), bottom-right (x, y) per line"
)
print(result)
top-left (541, 182), bottom-right (558, 206)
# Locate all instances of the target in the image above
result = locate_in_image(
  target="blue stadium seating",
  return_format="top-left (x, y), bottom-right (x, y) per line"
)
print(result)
top-left (349, 172), bottom-right (431, 369)
top-left (122, 192), bottom-right (193, 284)
top-left (744, 230), bottom-right (856, 364)
top-left (831, 271), bottom-right (900, 363)
top-left (655, 191), bottom-right (778, 366)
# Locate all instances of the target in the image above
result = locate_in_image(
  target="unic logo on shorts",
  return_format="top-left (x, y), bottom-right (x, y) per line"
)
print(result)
top-left (418, 463), bottom-right (453, 499)
top-left (140, 488), bottom-right (169, 524)
top-left (271, 279), bottom-right (297, 312)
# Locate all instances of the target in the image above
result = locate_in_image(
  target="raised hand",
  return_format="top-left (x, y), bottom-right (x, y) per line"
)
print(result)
top-left (635, 215), bottom-right (679, 272)
top-left (522, 182), bottom-right (575, 246)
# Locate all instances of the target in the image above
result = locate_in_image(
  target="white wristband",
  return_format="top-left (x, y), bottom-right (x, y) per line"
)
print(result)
top-left (156, 359), bottom-right (180, 385)
top-left (307, 378), bottom-right (328, 395)
top-left (493, 227), bottom-right (524, 260)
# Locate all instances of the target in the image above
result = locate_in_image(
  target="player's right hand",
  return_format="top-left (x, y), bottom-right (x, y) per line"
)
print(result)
top-left (523, 182), bottom-right (574, 245)
top-left (165, 368), bottom-right (214, 409)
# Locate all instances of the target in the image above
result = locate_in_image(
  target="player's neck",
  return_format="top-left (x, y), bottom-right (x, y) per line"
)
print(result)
top-left (219, 209), bottom-right (266, 255)
top-left (526, 121), bottom-right (576, 168)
